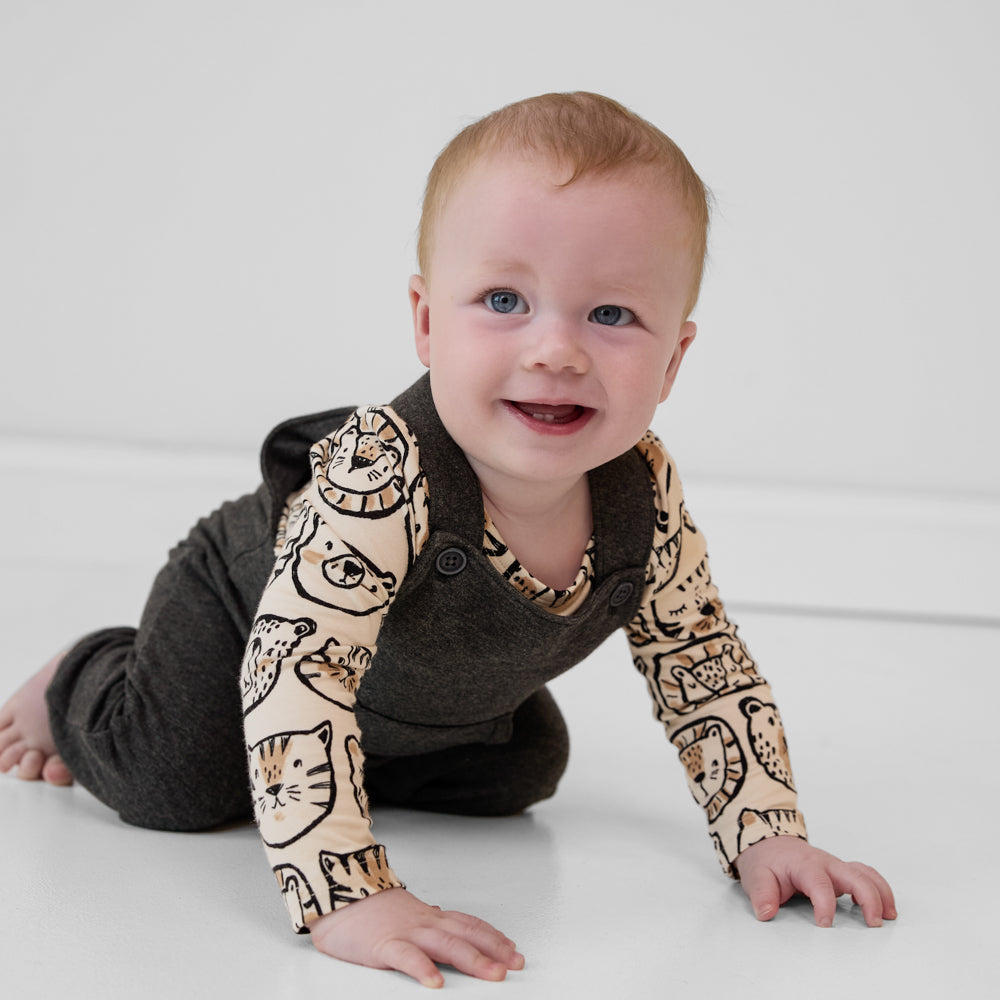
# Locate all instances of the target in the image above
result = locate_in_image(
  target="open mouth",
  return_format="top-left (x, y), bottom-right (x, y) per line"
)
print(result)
top-left (508, 401), bottom-right (589, 425)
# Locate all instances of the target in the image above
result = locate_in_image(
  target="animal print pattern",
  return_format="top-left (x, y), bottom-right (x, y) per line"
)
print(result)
top-left (345, 734), bottom-right (369, 817)
top-left (671, 717), bottom-right (746, 822)
top-left (631, 557), bottom-right (727, 645)
top-left (241, 615), bottom-right (317, 713)
top-left (320, 845), bottom-right (403, 909)
top-left (248, 722), bottom-right (336, 848)
top-left (635, 635), bottom-right (761, 721)
top-left (311, 408), bottom-right (410, 518)
top-left (628, 430), bottom-right (805, 873)
top-left (274, 864), bottom-right (322, 933)
top-left (281, 506), bottom-right (398, 616)
top-left (243, 405), bottom-right (424, 932)
top-left (736, 808), bottom-right (807, 855)
top-left (295, 636), bottom-right (371, 709)
top-left (483, 511), bottom-right (596, 612)
top-left (740, 696), bottom-right (795, 790)
top-left (245, 404), bottom-right (805, 933)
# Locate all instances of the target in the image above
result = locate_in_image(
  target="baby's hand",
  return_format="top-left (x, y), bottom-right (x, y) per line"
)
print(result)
top-left (308, 887), bottom-right (525, 988)
top-left (735, 835), bottom-right (897, 928)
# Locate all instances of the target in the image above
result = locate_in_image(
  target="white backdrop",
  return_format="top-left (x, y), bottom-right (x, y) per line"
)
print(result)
top-left (2, 0), bottom-right (997, 500)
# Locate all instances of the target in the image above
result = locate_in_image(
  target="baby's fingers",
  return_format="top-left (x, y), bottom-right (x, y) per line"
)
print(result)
top-left (411, 926), bottom-right (514, 984)
top-left (794, 868), bottom-right (838, 928)
top-left (373, 922), bottom-right (517, 988)
top-left (739, 861), bottom-right (783, 921)
top-left (835, 863), bottom-right (897, 926)
top-left (377, 937), bottom-right (447, 989)
top-left (434, 909), bottom-right (523, 967)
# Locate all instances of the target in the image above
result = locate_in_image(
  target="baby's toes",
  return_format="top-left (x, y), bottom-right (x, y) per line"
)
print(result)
top-left (42, 755), bottom-right (73, 786)
top-left (15, 748), bottom-right (45, 781)
top-left (0, 736), bottom-right (27, 773)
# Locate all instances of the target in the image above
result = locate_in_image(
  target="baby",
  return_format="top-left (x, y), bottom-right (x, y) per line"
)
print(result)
top-left (0, 92), bottom-right (895, 988)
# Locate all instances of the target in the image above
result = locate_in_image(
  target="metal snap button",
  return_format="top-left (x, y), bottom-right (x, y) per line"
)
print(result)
top-left (609, 582), bottom-right (634, 608)
top-left (435, 547), bottom-right (468, 576)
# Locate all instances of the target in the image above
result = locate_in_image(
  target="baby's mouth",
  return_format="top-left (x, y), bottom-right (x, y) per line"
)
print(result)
top-left (509, 401), bottom-right (588, 424)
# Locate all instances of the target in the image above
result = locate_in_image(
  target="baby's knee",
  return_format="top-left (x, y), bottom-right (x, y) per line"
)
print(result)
top-left (114, 771), bottom-right (252, 832)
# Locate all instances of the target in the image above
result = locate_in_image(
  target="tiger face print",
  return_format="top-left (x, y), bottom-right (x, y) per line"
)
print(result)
top-left (320, 845), bottom-right (401, 909)
top-left (248, 722), bottom-right (336, 848)
top-left (295, 636), bottom-right (371, 709)
top-left (736, 807), bottom-right (806, 854)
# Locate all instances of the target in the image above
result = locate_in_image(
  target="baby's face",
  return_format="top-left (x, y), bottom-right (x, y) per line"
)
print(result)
top-left (409, 151), bottom-right (697, 503)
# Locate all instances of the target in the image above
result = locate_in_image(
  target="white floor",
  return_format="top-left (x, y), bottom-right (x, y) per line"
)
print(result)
top-left (1, 441), bottom-right (997, 998)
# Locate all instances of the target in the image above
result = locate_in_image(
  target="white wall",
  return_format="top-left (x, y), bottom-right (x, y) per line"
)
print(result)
top-left (2, 0), bottom-right (997, 502)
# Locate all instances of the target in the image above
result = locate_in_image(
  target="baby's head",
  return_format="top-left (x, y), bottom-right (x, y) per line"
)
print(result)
top-left (409, 92), bottom-right (710, 493)
top-left (417, 91), bottom-right (710, 319)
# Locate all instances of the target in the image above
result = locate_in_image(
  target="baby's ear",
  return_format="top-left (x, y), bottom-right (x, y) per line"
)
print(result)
top-left (659, 321), bottom-right (697, 402)
top-left (409, 274), bottom-right (431, 368)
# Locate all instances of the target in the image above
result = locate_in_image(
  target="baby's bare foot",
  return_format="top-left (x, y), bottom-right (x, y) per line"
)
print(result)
top-left (0, 653), bottom-right (74, 786)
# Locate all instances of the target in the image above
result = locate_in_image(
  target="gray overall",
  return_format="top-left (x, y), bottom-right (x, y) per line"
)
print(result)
top-left (47, 375), bottom-right (656, 830)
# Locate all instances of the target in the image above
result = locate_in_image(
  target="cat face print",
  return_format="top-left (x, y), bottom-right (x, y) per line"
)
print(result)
top-left (671, 716), bottom-right (746, 822)
top-left (241, 614), bottom-right (317, 713)
top-left (312, 408), bottom-right (410, 518)
top-left (248, 722), bottom-right (336, 848)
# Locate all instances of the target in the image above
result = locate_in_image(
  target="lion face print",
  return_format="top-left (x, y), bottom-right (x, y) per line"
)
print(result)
top-left (249, 722), bottom-right (336, 848)
top-left (671, 716), bottom-right (746, 822)
top-left (312, 408), bottom-right (409, 518)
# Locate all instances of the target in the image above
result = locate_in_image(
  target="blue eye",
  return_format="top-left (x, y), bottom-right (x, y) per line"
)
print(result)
top-left (589, 304), bottom-right (635, 326)
top-left (590, 304), bottom-right (635, 326)
top-left (486, 290), bottom-right (526, 314)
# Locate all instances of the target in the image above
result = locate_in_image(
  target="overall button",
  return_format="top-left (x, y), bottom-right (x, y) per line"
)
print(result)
top-left (435, 547), bottom-right (468, 576)
top-left (609, 582), bottom-right (634, 608)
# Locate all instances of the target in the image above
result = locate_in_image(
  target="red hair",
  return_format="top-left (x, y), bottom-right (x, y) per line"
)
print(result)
top-left (417, 92), bottom-right (711, 317)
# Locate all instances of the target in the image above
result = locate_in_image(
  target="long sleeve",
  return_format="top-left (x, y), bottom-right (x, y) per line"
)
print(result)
top-left (240, 404), bottom-right (429, 932)
top-left (627, 431), bottom-right (807, 876)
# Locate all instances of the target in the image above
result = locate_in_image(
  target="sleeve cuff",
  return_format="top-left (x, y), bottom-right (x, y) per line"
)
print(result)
top-left (273, 843), bottom-right (405, 933)
top-left (716, 808), bottom-right (808, 879)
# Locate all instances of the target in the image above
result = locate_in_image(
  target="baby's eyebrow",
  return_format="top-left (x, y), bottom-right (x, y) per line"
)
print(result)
top-left (596, 280), bottom-right (646, 300)
top-left (476, 258), bottom-right (534, 277)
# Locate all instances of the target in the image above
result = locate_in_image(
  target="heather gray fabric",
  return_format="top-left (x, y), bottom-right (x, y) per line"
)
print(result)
top-left (47, 374), bottom-right (655, 830)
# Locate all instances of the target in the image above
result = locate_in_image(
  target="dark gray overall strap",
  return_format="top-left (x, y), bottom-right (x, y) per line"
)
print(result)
top-left (389, 372), bottom-right (657, 579)
top-left (351, 373), bottom-right (658, 756)
top-left (389, 373), bottom-right (483, 545)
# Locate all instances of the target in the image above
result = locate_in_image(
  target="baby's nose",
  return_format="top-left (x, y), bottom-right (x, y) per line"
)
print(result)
top-left (524, 319), bottom-right (589, 373)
